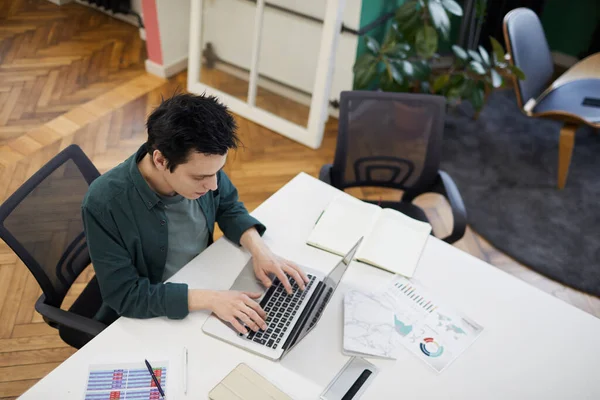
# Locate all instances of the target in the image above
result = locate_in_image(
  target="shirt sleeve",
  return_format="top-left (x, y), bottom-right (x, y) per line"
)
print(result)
top-left (215, 171), bottom-right (266, 245)
top-left (82, 203), bottom-right (189, 320)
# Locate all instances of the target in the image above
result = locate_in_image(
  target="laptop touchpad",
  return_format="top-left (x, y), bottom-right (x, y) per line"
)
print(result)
top-left (230, 259), bottom-right (266, 293)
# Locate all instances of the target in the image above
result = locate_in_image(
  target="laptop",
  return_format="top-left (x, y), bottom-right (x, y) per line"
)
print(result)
top-left (202, 237), bottom-right (363, 361)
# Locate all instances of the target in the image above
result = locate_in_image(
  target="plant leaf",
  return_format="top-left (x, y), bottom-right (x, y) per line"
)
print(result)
top-left (478, 45), bottom-right (491, 66)
top-left (475, 0), bottom-right (487, 19)
top-left (449, 73), bottom-right (465, 86)
top-left (380, 70), bottom-right (406, 92)
top-left (385, 42), bottom-right (410, 56)
top-left (468, 49), bottom-right (482, 63)
top-left (469, 60), bottom-right (486, 75)
top-left (353, 53), bottom-right (377, 72)
top-left (395, 0), bottom-right (418, 23)
top-left (381, 29), bottom-right (397, 52)
top-left (411, 60), bottom-right (431, 79)
top-left (509, 64), bottom-right (526, 80)
top-left (441, 0), bottom-right (463, 16)
top-left (353, 53), bottom-right (379, 89)
top-left (385, 59), bottom-right (404, 84)
top-left (452, 45), bottom-right (468, 61)
top-left (364, 36), bottom-right (380, 55)
top-left (428, 1), bottom-right (450, 39)
top-left (354, 63), bottom-right (378, 89)
top-left (433, 74), bottom-right (450, 92)
top-left (379, 71), bottom-right (393, 91)
top-left (447, 87), bottom-right (462, 101)
top-left (415, 25), bottom-right (438, 59)
top-left (490, 69), bottom-right (502, 88)
top-left (490, 37), bottom-right (505, 65)
top-left (446, 75), bottom-right (466, 100)
top-left (400, 10), bottom-right (422, 38)
top-left (391, 20), bottom-right (402, 36)
top-left (452, 80), bottom-right (471, 101)
top-left (470, 86), bottom-right (485, 111)
top-left (401, 60), bottom-right (414, 77)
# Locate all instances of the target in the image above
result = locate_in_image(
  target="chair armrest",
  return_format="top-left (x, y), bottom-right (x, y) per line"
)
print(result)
top-left (35, 295), bottom-right (107, 337)
top-left (319, 163), bottom-right (333, 185)
top-left (432, 170), bottom-right (467, 244)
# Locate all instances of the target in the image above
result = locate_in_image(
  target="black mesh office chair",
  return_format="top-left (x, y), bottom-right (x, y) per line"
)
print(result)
top-left (320, 91), bottom-right (467, 244)
top-left (0, 144), bottom-right (106, 349)
top-left (503, 7), bottom-right (600, 189)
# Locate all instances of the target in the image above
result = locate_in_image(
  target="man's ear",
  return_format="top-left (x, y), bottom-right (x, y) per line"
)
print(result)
top-left (152, 150), bottom-right (168, 172)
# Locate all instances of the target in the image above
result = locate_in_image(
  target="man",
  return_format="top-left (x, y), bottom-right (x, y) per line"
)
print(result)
top-left (82, 93), bottom-right (308, 335)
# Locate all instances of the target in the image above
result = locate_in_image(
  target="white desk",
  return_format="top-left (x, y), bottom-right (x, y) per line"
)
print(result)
top-left (20, 173), bottom-right (600, 399)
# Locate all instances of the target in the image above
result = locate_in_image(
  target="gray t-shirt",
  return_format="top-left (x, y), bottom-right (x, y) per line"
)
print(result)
top-left (159, 194), bottom-right (209, 281)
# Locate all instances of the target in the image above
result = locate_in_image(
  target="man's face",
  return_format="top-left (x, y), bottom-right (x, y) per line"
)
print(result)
top-left (154, 150), bottom-right (227, 200)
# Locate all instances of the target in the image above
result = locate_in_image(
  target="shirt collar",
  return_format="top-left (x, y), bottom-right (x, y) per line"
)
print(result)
top-left (129, 144), bottom-right (162, 210)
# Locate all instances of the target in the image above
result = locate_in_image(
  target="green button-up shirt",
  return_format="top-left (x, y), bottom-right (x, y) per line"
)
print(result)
top-left (81, 145), bottom-right (266, 323)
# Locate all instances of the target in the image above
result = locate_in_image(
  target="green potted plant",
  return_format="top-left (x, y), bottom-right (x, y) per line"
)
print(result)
top-left (353, 0), bottom-right (525, 113)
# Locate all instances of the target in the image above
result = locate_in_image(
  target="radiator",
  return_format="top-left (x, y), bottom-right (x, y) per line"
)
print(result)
top-left (80, 0), bottom-right (131, 14)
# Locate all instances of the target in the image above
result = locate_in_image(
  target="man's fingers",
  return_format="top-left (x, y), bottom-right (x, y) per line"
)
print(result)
top-left (255, 268), bottom-right (272, 288)
top-left (274, 269), bottom-right (293, 294)
top-left (243, 291), bottom-right (262, 299)
top-left (242, 306), bottom-right (267, 330)
top-left (236, 311), bottom-right (260, 332)
top-left (244, 295), bottom-right (267, 320)
top-left (288, 261), bottom-right (310, 284)
top-left (283, 265), bottom-right (305, 291)
top-left (229, 317), bottom-right (247, 335)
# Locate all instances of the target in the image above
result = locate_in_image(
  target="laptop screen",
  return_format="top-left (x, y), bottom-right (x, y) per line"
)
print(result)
top-left (322, 237), bottom-right (360, 294)
top-left (281, 237), bottom-right (363, 357)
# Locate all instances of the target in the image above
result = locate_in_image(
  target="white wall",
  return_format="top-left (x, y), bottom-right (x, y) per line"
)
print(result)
top-left (131, 0), bottom-right (142, 16)
top-left (202, 0), bottom-right (361, 98)
top-left (156, 0), bottom-right (191, 67)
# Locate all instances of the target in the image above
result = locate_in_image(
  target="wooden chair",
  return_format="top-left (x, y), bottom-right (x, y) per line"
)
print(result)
top-left (503, 8), bottom-right (600, 189)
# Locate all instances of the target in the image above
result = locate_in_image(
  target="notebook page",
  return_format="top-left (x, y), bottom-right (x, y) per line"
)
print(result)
top-left (358, 208), bottom-right (431, 276)
top-left (306, 194), bottom-right (380, 256)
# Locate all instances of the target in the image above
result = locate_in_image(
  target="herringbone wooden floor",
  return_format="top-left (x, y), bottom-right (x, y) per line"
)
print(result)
top-left (0, 0), bottom-right (146, 143)
top-left (0, 4), bottom-right (599, 399)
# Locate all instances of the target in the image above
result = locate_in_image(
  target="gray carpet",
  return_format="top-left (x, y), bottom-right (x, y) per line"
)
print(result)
top-left (440, 90), bottom-right (600, 297)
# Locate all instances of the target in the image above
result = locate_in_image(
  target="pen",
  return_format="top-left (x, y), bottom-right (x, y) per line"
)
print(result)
top-left (144, 359), bottom-right (166, 399)
top-left (183, 347), bottom-right (188, 395)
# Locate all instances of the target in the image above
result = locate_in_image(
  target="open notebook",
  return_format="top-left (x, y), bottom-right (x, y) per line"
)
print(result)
top-left (307, 194), bottom-right (431, 277)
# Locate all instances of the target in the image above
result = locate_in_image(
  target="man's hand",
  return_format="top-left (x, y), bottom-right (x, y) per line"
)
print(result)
top-left (240, 227), bottom-right (309, 294)
top-left (201, 290), bottom-right (267, 334)
top-left (253, 251), bottom-right (309, 295)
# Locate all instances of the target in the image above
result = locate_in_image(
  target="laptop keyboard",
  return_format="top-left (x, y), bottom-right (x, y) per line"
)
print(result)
top-left (245, 274), bottom-right (316, 349)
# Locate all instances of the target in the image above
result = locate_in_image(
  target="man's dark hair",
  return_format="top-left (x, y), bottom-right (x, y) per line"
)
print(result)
top-left (146, 93), bottom-right (240, 171)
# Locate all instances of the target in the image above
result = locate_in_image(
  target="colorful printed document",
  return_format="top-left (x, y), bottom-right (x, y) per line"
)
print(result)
top-left (344, 276), bottom-right (483, 372)
top-left (83, 362), bottom-right (168, 400)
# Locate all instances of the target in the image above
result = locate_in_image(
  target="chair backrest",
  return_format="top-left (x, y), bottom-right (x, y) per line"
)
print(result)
top-left (331, 91), bottom-right (445, 193)
top-left (0, 145), bottom-right (100, 308)
top-left (503, 7), bottom-right (554, 109)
